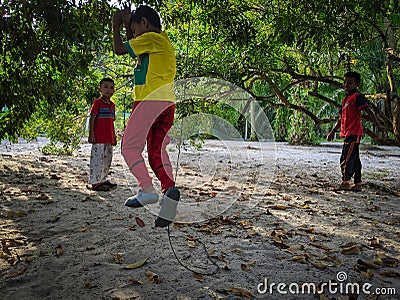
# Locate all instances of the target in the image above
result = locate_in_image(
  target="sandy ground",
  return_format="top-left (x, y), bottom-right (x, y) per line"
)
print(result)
top-left (0, 139), bottom-right (399, 300)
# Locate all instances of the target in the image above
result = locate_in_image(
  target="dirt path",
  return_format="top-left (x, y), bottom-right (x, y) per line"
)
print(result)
top-left (1, 140), bottom-right (399, 299)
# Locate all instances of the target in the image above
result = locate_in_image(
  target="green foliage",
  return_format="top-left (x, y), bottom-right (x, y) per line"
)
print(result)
top-left (272, 107), bottom-right (291, 142)
top-left (0, 0), bottom-right (114, 140)
top-left (1, 0), bottom-right (399, 148)
top-left (288, 112), bottom-right (319, 145)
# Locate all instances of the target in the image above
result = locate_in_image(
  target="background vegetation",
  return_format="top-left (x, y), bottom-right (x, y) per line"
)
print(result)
top-left (1, 0), bottom-right (399, 154)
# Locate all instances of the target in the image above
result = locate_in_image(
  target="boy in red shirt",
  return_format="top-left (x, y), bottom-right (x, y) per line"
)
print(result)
top-left (327, 71), bottom-right (370, 192)
top-left (88, 78), bottom-right (117, 191)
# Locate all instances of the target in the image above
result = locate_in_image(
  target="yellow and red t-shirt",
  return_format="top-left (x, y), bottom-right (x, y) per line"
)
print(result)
top-left (124, 32), bottom-right (176, 102)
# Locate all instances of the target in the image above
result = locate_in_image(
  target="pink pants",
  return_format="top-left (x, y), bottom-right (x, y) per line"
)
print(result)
top-left (122, 101), bottom-right (175, 193)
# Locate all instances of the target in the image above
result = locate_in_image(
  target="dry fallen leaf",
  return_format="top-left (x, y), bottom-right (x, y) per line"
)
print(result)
top-left (129, 278), bottom-right (143, 285)
top-left (381, 257), bottom-right (399, 268)
top-left (222, 287), bottom-right (254, 298)
top-left (35, 193), bottom-right (49, 200)
top-left (114, 253), bottom-right (123, 264)
top-left (284, 245), bottom-right (305, 253)
top-left (55, 245), bottom-right (64, 257)
top-left (378, 270), bottom-right (400, 279)
top-left (361, 269), bottom-right (373, 278)
top-left (145, 270), bottom-right (160, 283)
top-left (310, 261), bottom-right (328, 269)
top-left (123, 258), bottom-right (148, 270)
top-left (310, 243), bottom-right (330, 251)
top-left (232, 249), bottom-right (243, 254)
top-left (292, 255), bottom-right (308, 264)
top-left (202, 287), bottom-right (224, 300)
top-left (369, 237), bottom-right (383, 248)
top-left (383, 218), bottom-right (400, 225)
top-left (7, 211), bottom-right (27, 218)
top-left (341, 244), bottom-right (360, 255)
top-left (82, 196), bottom-right (93, 202)
top-left (78, 225), bottom-right (90, 232)
top-left (187, 240), bottom-right (196, 248)
top-left (135, 217), bottom-right (145, 227)
top-left (241, 264), bottom-right (250, 272)
top-left (356, 258), bottom-right (380, 269)
top-left (208, 249), bottom-right (216, 255)
top-left (84, 278), bottom-right (97, 288)
top-left (269, 205), bottom-right (289, 210)
top-left (3, 267), bottom-right (27, 279)
top-left (193, 273), bottom-right (205, 282)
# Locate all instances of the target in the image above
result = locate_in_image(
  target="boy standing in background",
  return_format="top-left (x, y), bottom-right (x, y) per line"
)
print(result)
top-left (327, 71), bottom-right (371, 192)
top-left (88, 78), bottom-right (117, 192)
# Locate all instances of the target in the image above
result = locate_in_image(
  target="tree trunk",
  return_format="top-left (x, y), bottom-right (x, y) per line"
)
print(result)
top-left (384, 17), bottom-right (400, 142)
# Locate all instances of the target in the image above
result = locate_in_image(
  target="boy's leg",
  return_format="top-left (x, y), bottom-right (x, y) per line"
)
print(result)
top-left (122, 100), bottom-right (175, 188)
top-left (353, 136), bottom-right (362, 184)
top-left (89, 143), bottom-right (104, 185)
top-left (147, 103), bottom-right (175, 193)
top-left (100, 144), bottom-right (113, 183)
top-left (340, 136), bottom-right (358, 182)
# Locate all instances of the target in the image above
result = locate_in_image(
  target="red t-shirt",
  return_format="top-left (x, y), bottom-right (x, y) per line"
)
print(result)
top-left (90, 97), bottom-right (116, 144)
top-left (340, 91), bottom-right (368, 137)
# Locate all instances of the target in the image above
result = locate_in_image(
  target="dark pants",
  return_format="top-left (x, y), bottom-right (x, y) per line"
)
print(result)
top-left (340, 135), bottom-right (362, 183)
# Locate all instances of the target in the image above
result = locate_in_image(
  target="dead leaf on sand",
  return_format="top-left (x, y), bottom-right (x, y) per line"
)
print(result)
top-left (145, 270), bottom-right (160, 283)
top-left (78, 225), bottom-right (90, 232)
top-left (340, 243), bottom-right (361, 255)
top-left (269, 205), bottom-right (290, 210)
top-left (368, 237), bottom-right (383, 248)
top-left (241, 263), bottom-right (251, 272)
top-left (7, 211), bottom-right (27, 218)
top-left (220, 287), bottom-right (254, 298)
top-left (122, 258), bottom-right (148, 269)
top-left (129, 278), bottom-right (144, 285)
top-left (35, 193), bottom-right (49, 200)
top-left (55, 244), bottom-right (64, 257)
top-left (84, 278), bottom-right (97, 289)
top-left (49, 173), bottom-right (62, 180)
top-left (187, 240), bottom-right (196, 248)
top-left (202, 287), bottom-right (223, 299)
top-left (380, 256), bottom-right (399, 268)
top-left (113, 253), bottom-right (123, 264)
top-left (193, 273), bottom-right (205, 282)
top-left (3, 267), bottom-right (27, 279)
top-left (135, 217), bottom-right (145, 227)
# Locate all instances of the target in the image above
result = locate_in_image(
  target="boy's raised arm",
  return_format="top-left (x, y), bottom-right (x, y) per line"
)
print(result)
top-left (113, 11), bottom-right (128, 55)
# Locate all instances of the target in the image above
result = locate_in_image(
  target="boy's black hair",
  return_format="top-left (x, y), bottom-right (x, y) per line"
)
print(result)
top-left (131, 5), bottom-right (161, 30)
top-left (100, 78), bottom-right (114, 87)
top-left (344, 71), bottom-right (361, 84)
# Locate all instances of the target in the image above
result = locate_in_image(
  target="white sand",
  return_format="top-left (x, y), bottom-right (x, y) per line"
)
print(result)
top-left (1, 139), bottom-right (399, 299)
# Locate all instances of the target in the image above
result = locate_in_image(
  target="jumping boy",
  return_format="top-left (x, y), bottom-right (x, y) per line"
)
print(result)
top-left (88, 78), bottom-right (117, 191)
top-left (327, 71), bottom-right (372, 192)
top-left (112, 5), bottom-right (180, 227)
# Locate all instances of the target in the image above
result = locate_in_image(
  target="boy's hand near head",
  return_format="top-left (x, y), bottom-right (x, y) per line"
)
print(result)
top-left (120, 8), bottom-right (132, 27)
